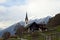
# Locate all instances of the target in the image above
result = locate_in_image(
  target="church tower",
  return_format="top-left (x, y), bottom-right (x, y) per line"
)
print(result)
top-left (25, 12), bottom-right (28, 26)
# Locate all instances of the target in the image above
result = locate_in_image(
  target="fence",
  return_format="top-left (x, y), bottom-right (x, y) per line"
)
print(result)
top-left (41, 32), bottom-right (60, 40)
top-left (28, 32), bottom-right (60, 40)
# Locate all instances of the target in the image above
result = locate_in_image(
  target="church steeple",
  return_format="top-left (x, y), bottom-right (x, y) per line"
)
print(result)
top-left (25, 12), bottom-right (28, 25)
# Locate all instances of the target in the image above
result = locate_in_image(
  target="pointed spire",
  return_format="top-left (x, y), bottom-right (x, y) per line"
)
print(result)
top-left (25, 12), bottom-right (28, 21)
top-left (25, 12), bottom-right (28, 24)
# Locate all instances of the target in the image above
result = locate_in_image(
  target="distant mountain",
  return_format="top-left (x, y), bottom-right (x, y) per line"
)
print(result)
top-left (30, 16), bottom-right (51, 24)
top-left (0, 23), bottom-right (22, 37)
top-left (0, 16), bottom-right (51, 37)
top-left (20, 16), bottom-right (51, 25)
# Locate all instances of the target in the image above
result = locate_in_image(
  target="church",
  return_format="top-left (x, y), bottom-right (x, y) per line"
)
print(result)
top-left (25, 12), bottom-right (28, 26)
top-left (25, 12), bottom-right (48, 32)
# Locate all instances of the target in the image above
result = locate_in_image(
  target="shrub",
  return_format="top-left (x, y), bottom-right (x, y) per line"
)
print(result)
top-left (2, 31), bottom-right (11, 40)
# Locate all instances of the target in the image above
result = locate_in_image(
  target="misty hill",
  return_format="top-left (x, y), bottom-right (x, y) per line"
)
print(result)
top-left (48, 13), bottom-right (60, 27)
top-left (0, 23), bottom-right (24, 38)
top-left (0, 16), bottom-right (51, 37)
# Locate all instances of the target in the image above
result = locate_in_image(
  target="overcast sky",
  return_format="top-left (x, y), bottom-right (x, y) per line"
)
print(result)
top-left (0, 0), bottom-right (60, 29)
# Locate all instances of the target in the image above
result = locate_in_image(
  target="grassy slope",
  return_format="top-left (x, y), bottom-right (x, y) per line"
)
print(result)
top-left (1, 25), bottom-right (60, 40)
top-left (55, 25), bottom-right (60, 32)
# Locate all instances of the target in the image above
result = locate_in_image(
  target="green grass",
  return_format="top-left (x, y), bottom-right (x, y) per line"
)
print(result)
top-left (55, 25), bottom-right (60, 32)
top-left (1, 26), bottom-right (60, 40)
top-left (19, 31), bottom-right (45, 40)
top-left (9, 30), bottom-right (60, 40)
top-left (8, 38), bottom-right (20, 40)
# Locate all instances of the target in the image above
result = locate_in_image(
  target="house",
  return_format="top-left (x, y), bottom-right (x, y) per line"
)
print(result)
top-left (38, 24), bottom-right (48, 31)
top-left (27, 22), bottom-right (48, 32)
